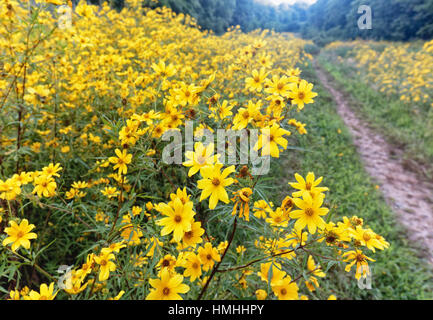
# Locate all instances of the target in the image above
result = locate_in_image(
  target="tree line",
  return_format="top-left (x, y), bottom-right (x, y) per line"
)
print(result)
top-left (84, 0), bottom-right (433, 45)
top-left (138, 0), bottom-right (309, 35)
top-left (302, 0), bottom-right (433, 45)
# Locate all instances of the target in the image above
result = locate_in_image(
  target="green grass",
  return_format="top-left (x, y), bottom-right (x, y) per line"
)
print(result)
top-left (316, 52), bottom-right (433, 178)
top-left (267, 62), bottom-right (433, 299)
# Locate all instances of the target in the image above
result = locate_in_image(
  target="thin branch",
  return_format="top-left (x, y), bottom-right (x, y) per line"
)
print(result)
top-left (217, 238), bottom-right (320, 273)
top-left (197, 217), bottom-right (237, 300)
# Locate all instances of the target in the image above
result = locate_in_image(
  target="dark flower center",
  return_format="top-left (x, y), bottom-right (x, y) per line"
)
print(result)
top-left (305, 208), bottom-right (314, 216)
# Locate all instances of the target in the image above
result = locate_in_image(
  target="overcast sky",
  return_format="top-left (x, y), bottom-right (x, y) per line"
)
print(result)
top-left (256, 0), bottom-right (317, 5)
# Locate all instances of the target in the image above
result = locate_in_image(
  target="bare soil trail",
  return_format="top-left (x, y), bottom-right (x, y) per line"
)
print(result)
top-left (314, 62), bottom-right (433, 264)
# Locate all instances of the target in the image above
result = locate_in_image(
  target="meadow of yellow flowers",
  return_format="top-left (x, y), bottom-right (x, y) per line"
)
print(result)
top-left (0, 0), bottom-right (389, 300)
top-left (325, 39), bottom-right (433, 107)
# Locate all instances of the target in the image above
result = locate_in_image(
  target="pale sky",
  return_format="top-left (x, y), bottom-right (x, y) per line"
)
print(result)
top-left (256, 0), bottom-right (317, 6)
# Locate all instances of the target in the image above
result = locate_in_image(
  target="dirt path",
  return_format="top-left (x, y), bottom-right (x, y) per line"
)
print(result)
top-left (314, 63), bottom-right (433, 264)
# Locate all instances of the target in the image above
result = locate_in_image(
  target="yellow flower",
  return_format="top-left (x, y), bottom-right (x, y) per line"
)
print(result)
top-left (31, 142), bottom-right (42, 153)
top-left (101, 186), bottom-right (119, 199)
top-left (265, 75), bottom-right (294, 97)
top-left (106, 241), bottom-right (127, 253)
top-left (146, 269), bottom-right (190, 300)
top-left (217, 241), bottom-right (228, 254)
top-left (25, 283), bottom-right (57, 300)
top-left (197, 163), bottom-right (235, 209)
top-left (12, 172), bottom-right (33, 186)
top-left (287, 118), bottom-right (307, 135)
top-left (289, 172), bottom-right (328, 199)
top-left (350, 226), bottom-right (386, 252)
top-left (175, 82), bottom-right (199, 107)
top-left (272, 237), bottom-right (297, 260)
top-left (182, 252), bottom-right (202, 282)
top-left (287, 67), bottom-right (301, 77)
top-left (144, 237), bottom-right (164, 258)
top-left (162, 107), bottom-right (185, 128)
top-left (253, 200), bottom-right (273, 219)
top-left (3, 219), bottom-right (37, 252)
top-left (245, 68), bottom-right (268, 92)
top-left (236, 245), bottom-right (246, 254)
top-left (157, 254), bottom-right (178, 274)
top-left (258, 53), bottom-right (273, 68)
top-left (77, 253), bottom-right (95, 279)
top-left (71, 181), bottom-right (89, 189)
top-left (8, 290), bottom-right (21, 300)
top-left (183, 142), bottom-right (219, 177)
top-left (255, 289), bottom-right (267, 300)
top-left (61, 146), bottom-right (70, 153)
top-left (146, 202), bottom-right (154, 211)
top-left (307, 255), bottom-right (326, 278)
top-left (265, 207), bottom-right (289, 228)
top-left (109, 148), bottom-right (132, 175)
top-left (32, 174), bottom-right (57, 198)
top-left (120, 217), bottom-right (143, 246)
top-left (319, 221), bottom-right (350, 246)
top-left (65, 188), bottom-right (86, 199)
top-left (288, 79), bottom-right (317, 110)
top-left (232, 100), bottom-right (262, 130)
top-left (168, 187), bottom-right (191, 207)
top-left (290, 192), bottom-right (328, 234)
top-left (281, 196), bottom-right (295, 215)
top-left (254, 123), bottom-right (291, 158)
top-left (182, 221), bottom-right (204, 247)
top-left (118, 124), bottom-right (139, 146)
top-left (374, 234), bottom-right (390, 250)
top-left (20, 286), bottom-right (30, 297)
top-left (41, 163), bottom-right (62, 178)
top-left (231, 187), bottom-right (253, 221)
top-left (258, 262), bottom-right (286, 285)
top-left (266, 95), bottom-right (286, 117)
top-left (64, 270), bottom-right (89, 295)
top-left (304, 255), bottom-right (326, 291)
top-left (131, 206), bottom-right (142, 217)
top-left (152, 60), bottom-right (176, 78)
top-left (342, 249), bottom-right (375, 280)
top-left (94, 249), bottom-right (116, 282)
top-left (0, 178), bottom-right (21, 200)
top-left (197, 242), bottom-right (221, 271)
top-left (156, 198), bottom-right (195, 242)
top-left (271, 276), bottom-right (299, 300)
top-left (209, 100), bottom-right (234, 121)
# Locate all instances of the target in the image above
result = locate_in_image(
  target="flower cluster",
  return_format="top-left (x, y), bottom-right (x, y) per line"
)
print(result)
top-left (325, 40), bottom-right (433, 106)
